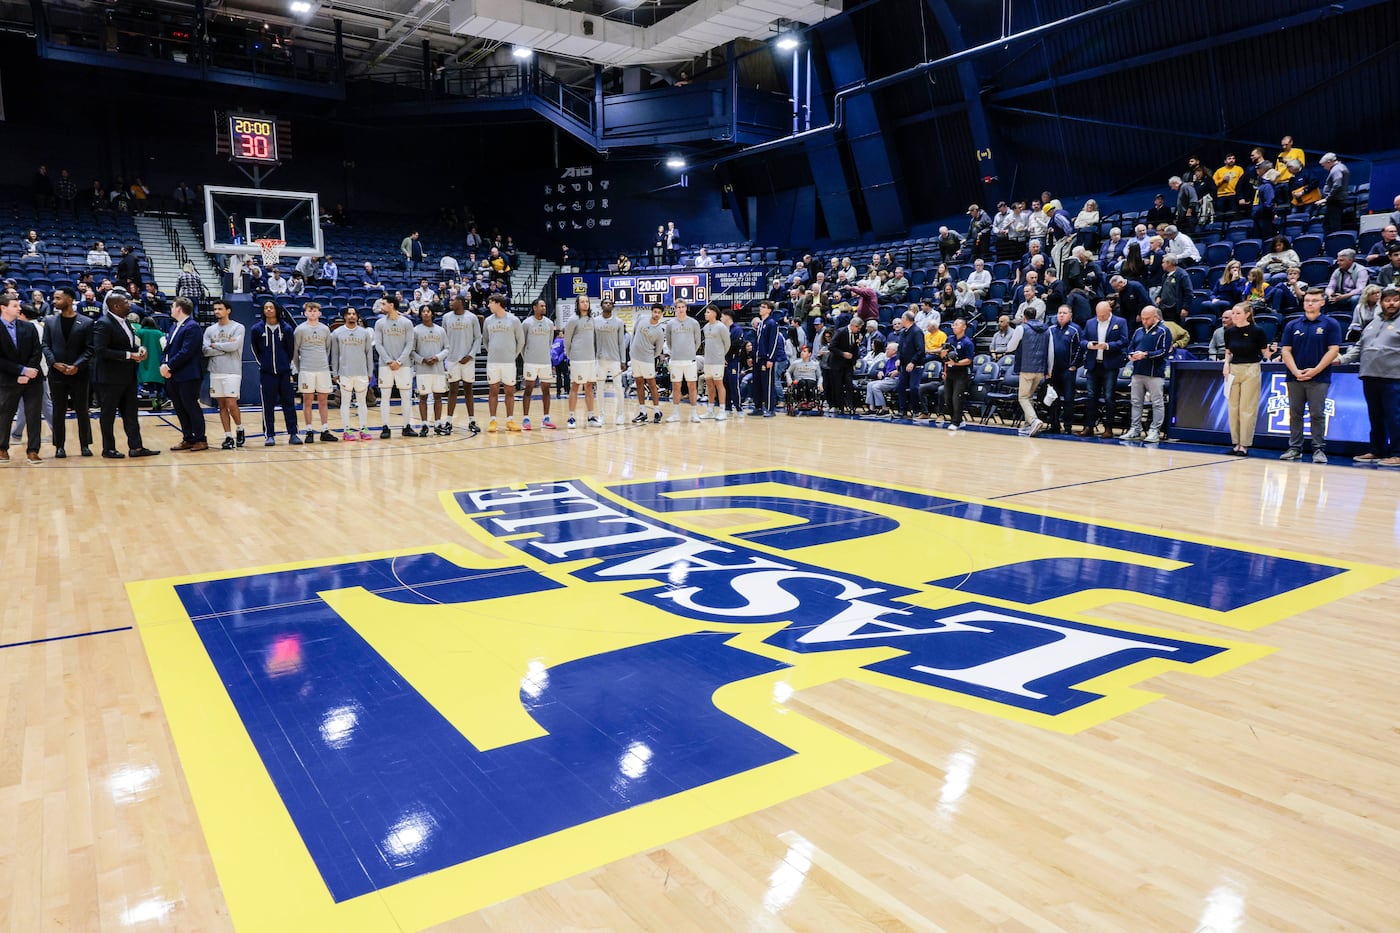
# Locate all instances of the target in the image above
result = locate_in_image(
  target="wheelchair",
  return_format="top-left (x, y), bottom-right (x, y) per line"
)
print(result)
top-left (785, 379), bottom-right (824, 416)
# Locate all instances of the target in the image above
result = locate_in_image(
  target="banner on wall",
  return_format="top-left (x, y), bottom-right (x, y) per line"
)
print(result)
top-left (542, 165), bottom-right (612, 236)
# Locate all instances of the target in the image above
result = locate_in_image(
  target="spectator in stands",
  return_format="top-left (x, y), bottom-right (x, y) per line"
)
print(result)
top-left (1015, 241), bottom-right (1047, 285)
top-left (934, 281), bottom-right (956, 319)
top-left (1119, 243), bottom-right (1146, 282)
top-left (1145, 193), bottom-right (1173, 230)
top-left (1340, 286), bottom-right (1400, 465)
top-left (1125, 224), bottom-right (1151, 260)
top-left (488, 247), bottom-right (511, 283)
top-left (1325, 249), bottom-right (1367, 315)
top-left (54, 169), bottom-right (77, 214)
top-left (89, 180), bottom-right (107, 213)
top-left (1363, 226), bottom-right (1398, 266)
top-left (789, 261), bottom-right (810, 288)
top-left (267, 268), bottom-right (287, 295)
top-left (962, 258), bottom-right (990, 300)
top-left (321, 256), bottom-right (339, 284)
top-left (439, 254), bottom-right (461, 278)
top-left (466, 225), bottom-right (483, 250)
top-left (1142, 236), bottom-right (1166, 288)
top-left (694, 248), bottom-right (714, 268)
top-left (1387, 195), bottom-right (1400, 229)
top-left (617, 253), bottom-right (632, 273)
top-left (1161, 225), bottom-right (1200, 266)
top-left (1204, 260), bottom-right (1247, 315)
top-left (109, 178), bottom-right (130, 213)
top-left (1025, 199), bottom-right (1049, 248)
top-left (1258, 235), bottom-right (1301, 282)
top-left (1221, 302), bottom-right (1274, 456)
top-left (1251, 167), bottom-right (1279, 239)
top-left (913, 298), bottom-right (940, 333)
top-left (176, 263), bottom-right (207, 303)
top-left (1266, 270), bottom-right (1302, 316)
top-left (1373, 247), bottom-right (1400, 290)
top-left (864, 345), bottom-right (900, 414)
top-left (1348, 285), bottom-right (1382, 341)
top-left (938, 226), bottom-right (964, 262)
top-left (128, 179), bottom-right (150, 212)
top-left (1317, 153), bottom-right (1350, 234)
top-left (20, 230), bottom-right (45, 263)
top-left (989, 314), bottom-right (1013, 360)
top-left (288, 272), bottom-right (306, 297)
top-left (245, 260), bottom-right (266, 294)
top-left (402, 231), bottom-right (424, 274)
top-left (1157, 255), bottom-right (1193, 323)
top-left (836, 257), bottom-right (856, 283)
top-left (140, 283), bottom-right (168, 316)
top-left (1276, 136), bottom-right (1304, 182)
top-left (1242, 267), bottom-right (1269, 307)
top-left (31, 165), bottom-right (53, 210)
top-left (860, 319), bottom-right (885, 358)
top-left (883, 268), bottom-right (910, 301)
top-left (991, 202), bottom-right (1014, 250)
top-left (1109, 274), bottom-right (1152, 323)
top-left (966, 205), bottom-right (993, 259)
top-left (173, 182), bottom-right (196, 214)
top-left (1014, 285), bottom-right (1045, 325)
top-left (663, 222), bottom-right (680, 264)
top-left (1074, 199), bottom-right (1100, 239)
top-left (82, 240), bottom-right (110, 268)
top-left (413, 279), bottom-right (437, 311)
top-left (1214, 153), bottom-right (1243, 207)
top-left (1099, 227), bottom-right (1126, 266)
top-left (1188, 163), bottom-right (1213, 200)
top-left (956, 281), bottom-right (980, 317)
top-left (361, 261), bottom-right (381, 289)
top-left (293, 253), bottom-right (317, 285)
top-left (1169, 177), bottom-right (1199, 232)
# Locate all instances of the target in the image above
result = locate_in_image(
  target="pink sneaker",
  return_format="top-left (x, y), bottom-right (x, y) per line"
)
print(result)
top-left (343, 431), bottom-right (358, 442)
top-left (359, 431), bottom-right (373, 441)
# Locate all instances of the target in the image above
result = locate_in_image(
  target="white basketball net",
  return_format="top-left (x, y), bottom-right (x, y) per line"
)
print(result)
top-left (256, 238), bottom-right (286, 267)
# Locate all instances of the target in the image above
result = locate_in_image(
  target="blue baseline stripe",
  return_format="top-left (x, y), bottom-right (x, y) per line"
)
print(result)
top-left (0, 626), bottom-right (133, 651)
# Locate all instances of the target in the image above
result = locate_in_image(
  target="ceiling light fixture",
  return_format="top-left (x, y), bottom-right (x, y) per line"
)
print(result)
top-left (776, 34), bottom-right (800, 50)
top-left (665, 157), bottom-right (687, 169)
top-left (290, 1), bottom-right (313, 13)
top-left (512, 46), bottom-right (534, 59)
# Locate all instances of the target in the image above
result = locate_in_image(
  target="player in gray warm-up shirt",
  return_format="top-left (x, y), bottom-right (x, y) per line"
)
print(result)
top-left (293, 301), bottom-right (337, 442)
top-left (413, 304), bottom-right (449, 436)
top-left (593, 299), bottom-right (627, 425)
top-left (330, 307), bottom-right (374, 439)
top-left (481, 293), bottom-right (524, 430)
top-left (373, 295), bottom-right (416, 437)
top-left (202, 298), bottom-right (246, 448)
top-left (521, 299), bottom-right (556, 430)
top-left (665, 300), bottom-right (703, 421)
top-left (564, 295), bottom-right (599, 428)
top-left (630, 303), bottom-right (667, 423)
top-left (700, 303), bottom-right (732, 419)
top-left (442, 295), bottom-right (481, 434)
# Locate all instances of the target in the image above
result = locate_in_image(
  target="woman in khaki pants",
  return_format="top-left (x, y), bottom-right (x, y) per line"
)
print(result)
top-left (1221, 303), bottom-right (1275, 456)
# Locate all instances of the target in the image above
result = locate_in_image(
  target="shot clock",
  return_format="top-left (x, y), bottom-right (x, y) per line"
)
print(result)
top-left (228, 114), bottom-right (279, 163)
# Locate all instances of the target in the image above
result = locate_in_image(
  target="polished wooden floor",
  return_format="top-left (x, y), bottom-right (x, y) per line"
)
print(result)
top-left (3, 405), bottom-right (1399, 932)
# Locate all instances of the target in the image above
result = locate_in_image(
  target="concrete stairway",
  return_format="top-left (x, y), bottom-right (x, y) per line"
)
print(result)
top-left (133, 214), bottom-right (223, 298)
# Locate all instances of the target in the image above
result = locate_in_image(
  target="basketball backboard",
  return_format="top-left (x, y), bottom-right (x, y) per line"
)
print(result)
top-left (203, 186), bottom-right (322, 257)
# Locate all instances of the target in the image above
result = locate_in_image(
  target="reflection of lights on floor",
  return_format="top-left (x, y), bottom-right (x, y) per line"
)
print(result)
top-left (762, 832), bottom-right (815, 915)
top-left (667, 559), bottom-right (690, 586)
top-left (382, 809), bottom-right (437, 867)
top-left (772, 680), bottom-right (794, 705)
top-left (319, 705), bottom-right (360, 749)
top-left (108, 764), bottom-right (160, 805)
top-left (521, 659), bottom-right (550, 699)
top-left (264, 633), bottom-right (304, 678)
top-left (119, 897), bottom-right (174, 926)
top-left (1197, 881), bottom-right (1247, 933)
top-left (619, 742), bottom-right (653, 779)
top-left (937, 748), bottom-right (976, 822)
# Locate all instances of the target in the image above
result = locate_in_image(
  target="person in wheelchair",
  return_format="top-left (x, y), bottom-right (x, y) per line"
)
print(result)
top-left (785, 345), bottom-right (824, 414)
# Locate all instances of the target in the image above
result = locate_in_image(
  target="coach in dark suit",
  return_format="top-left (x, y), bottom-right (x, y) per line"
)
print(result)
top-left (1079, 300), bottom-right (1130, 438)
top-left (43, 285), bottom-right (95, 458)
top-left (0, 293), bottom-right (45, 464)
top-left (91, 289), bottom-right (159, 459)
top-left (160, 296), bottom-right (207, 451)
top-left (828, 317), bottom-right (862, 412)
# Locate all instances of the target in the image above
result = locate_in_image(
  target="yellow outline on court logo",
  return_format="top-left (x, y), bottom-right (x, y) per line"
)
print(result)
top-left (128, 470), bottom-right (1393, 932)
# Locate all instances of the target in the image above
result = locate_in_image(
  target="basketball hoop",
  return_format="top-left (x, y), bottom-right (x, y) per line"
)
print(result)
top-left (255, 238), bottom-right (286, 267)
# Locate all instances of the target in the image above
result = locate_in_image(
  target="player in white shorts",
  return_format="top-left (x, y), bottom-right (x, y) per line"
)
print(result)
top-left (331, 307), bottom-right (374, 440)
top-left (520, 299), bottom-right (556, 430)
top-left (373, 294), bottom-right (416, 438)
top-left (629, 303), bottom-right (667, 423)
top-left (594, 298), bottom-right (627, 424)
top-left (700, 303), bottom-right (732, 419)
top-left (293, 301), bottom-right (338, 442)
top-left (442, 295), bottom-right (481, 435)
top-left (665, 299), bottom-right (703, 422)
top-left (481, 293), bottom-right (524, 432)
top-left (202, 298), bottom-right (246, 448)
top-left (413, 303), bottom-right (449, 436)
top-left (564, 295), bottom-right (600, 428)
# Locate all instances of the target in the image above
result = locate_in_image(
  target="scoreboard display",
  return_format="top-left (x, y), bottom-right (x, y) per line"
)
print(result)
top-left (601, 274), bottom-right (708, 309)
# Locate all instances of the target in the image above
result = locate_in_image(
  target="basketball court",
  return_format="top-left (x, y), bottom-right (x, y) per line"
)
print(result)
top-left (3, 414), bottom-right (1398, 931)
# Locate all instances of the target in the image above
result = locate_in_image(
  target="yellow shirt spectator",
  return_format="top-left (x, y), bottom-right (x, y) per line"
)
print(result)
top-left (924, 327), bottom-right (947, 354)
top-left (1276, 145), bottom-right (1304, 182)
top-left (1213, 164), bottom-right (1243, 197)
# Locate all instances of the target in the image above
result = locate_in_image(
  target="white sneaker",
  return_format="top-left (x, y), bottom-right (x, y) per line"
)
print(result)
top-left (1122, 426), bottom-right (1144, 440)
top-left (1029, 420), bottom-right (1047, 437)
top-left (587, 416), bottom-right (602, 428)
top-left (567, 417), bottom-right (577, 430)
top-left (1145, 429), bottom-right (1161, 443)
top-left (666, 411), bottom-right (680, 423)
top-left (689, 411), bottom-right (702, 423)
top-left (947, 423), bottom-right (959, 431)
top-left (614, 414), bottom-right (626, 425)
top-left (715, 409), bottom-right (728, 421)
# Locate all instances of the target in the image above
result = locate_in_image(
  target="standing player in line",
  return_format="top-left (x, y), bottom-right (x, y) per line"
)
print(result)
top-left (520, 299), bottom-right (556, 430)
top-left (442, 295), bottom-right (481, 435)
top-left (700, 303), bottom-right (731, 420)
top-left (250, 300), bottom-right (301, 445)
top-left (630, 303), bottom-right (666, 423)
top-left (413, 304), bottom-right (449, 436)
top-left (722, 308), bottom-right (745, 416)
top-left (482, 293), bottom-right (524, 432)
top-left (594, 297), bottom-right (627, 425)
top-left (564, 295), bottom-right (600, 429)
top-left (373, 295), bottom-right (416, 439)
top-left (202, 298), bottom-right (246, 448)
top-left (330, 307), bottom-right (374, 440)
top-left (665, 299), bottom-right (703, 422)
top-left (293, 301), bottom-right (338, 442)
top-left (753, 300), bottom-right (787, 416)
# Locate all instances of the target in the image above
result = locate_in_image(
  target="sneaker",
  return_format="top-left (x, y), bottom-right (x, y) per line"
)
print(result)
top-left (1145, 430), bottom-right (1161, 444)
top-left (690, 412), bottom-right (702, 423)
top-left (632, 411), bottom-right (649, 424)
top-left (288, 434), bottom-right (304, 445)
top-left (1279, 449), bottom-right (1303, 461)
top-left (666, 411), bottom-right (680, 423)
top-left (587, 416), bottom-right (602, 429)
top-left (320, 430), bottom-right (339, 442)
top-left (615, 414), bottom-right (626, 425)
top-left (1353, 452), bottom-right (1379, 463)
top-left (567, 417), bottom-right (577, 429)
top-left (506, 420), bottom-right (521, 432)
top-left (1122, 426), bottom-right (1144, 440)
top-left (221, 437), bottom-right (235, 450)
top-left (1017, 426), bottom-right (1032, 436)
top-left (653, 412), bottom-right (663, 424)
top-left (541, 417), bottom-right (556, 430)
top-left (264, 436), bottom-right (276, 446)
top-left (763, 411), bottom-right (775, 418)
top-left (1312, 451), bottom-right (1328, 464)
top-left (715, 410), bottom-right (728, 421)
top-left (235, 428), bottom-right (246, 448)
top-left (441, 422), bottom-right (454, 435)
top-left (1380, 457), bottom-right (1400, 468)
top-left (380, 426), bottom-right (391, 439)
top-left (401, 426), bottom-right (415, 438)
top-left (488, 419), bottom-right (499, 433)
top-left (1030, 420), bottom-right (1048, 437)
top-left (947, 423), bottom-right (959, 431)
top-left (343, 431), bottom-right (358, 442)
top-left (468, 420), bottom-right (480, 435)
top-left (521, 417), bottom-right (532, 431)
top-left (305, 431), bottom-right (316, 444)
top-left (359, 431), bottom-right (373, 441)
top-left (433, 424), bottom-right (448, 436)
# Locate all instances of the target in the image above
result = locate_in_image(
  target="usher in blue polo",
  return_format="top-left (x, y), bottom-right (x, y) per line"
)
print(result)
top-left (1281, 314), bottom-right (1342, 382)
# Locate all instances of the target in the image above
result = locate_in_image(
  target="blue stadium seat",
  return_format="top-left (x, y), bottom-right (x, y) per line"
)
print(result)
top-left (1324, 231), bottom-right (1357, 257)
top-left (1232, 240), bottom-right (1263, 264)
top-left (1299, 257), bottom-right (1332, 285)
top-left (1254, 313), bottom-right (1281, 343)
top-left (1293, 234), bottom-right (1323, 260)
top-left (1185, 316), bottom-right (1217, 345)
top-left (1204, 242), bottom-right (1232, 266)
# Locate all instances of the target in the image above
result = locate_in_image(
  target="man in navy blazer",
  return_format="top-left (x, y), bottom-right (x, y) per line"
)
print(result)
top-left (0, 292), bottom-right (44, 463)
top-left (91, 288), bottom-right (159, 458)
top-left (160, 296), bottom-right (207, 451)
top-left (1078, 300), bottom-right (1129, 438)
top-left (43, 286), bottom-right (95, 457)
